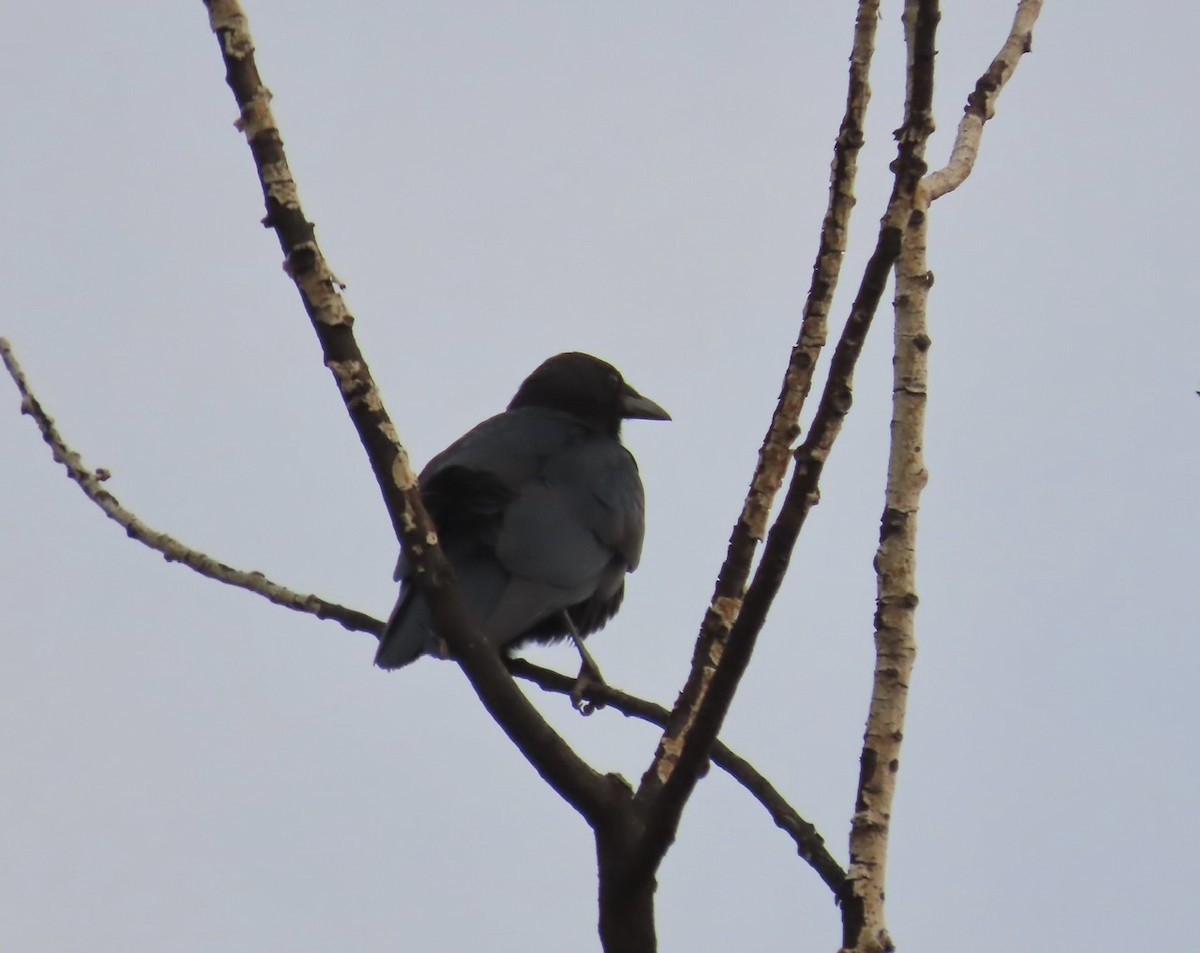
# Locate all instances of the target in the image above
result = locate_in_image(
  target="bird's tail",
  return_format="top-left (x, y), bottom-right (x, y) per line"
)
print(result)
top-left (373, 550), bottom-right (515, 670)
top-left (374, 587), bottom-right (435, 670)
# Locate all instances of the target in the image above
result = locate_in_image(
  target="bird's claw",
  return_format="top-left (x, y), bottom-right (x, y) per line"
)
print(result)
top-left (570, 659), bottom-right (607, 715)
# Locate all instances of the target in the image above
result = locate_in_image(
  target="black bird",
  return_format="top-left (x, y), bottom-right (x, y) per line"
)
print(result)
top-left (375, 352), bottom-right (670, 673)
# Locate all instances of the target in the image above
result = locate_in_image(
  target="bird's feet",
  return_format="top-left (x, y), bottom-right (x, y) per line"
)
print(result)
top-left (570, 655), bottom-right (607, 715)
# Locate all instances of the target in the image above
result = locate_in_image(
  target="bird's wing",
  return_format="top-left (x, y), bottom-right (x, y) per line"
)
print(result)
top-left (391, 411), bottom-right (552, 582)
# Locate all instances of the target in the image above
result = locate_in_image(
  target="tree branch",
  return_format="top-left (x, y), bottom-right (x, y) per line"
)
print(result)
top-left (630, 0), bottom-right (926, 876)
top-left (198, 0), bottom-right (620, 825)
top-left (843, 4), bottom-right (1043, 951)
top-left (834, 6), bottom-right (940, 952)
top-left (5, 332), bottom-right (839, 891)
top-left (507, 659), bottom-right (848, 896)
top-left (630, 0), bottom-right (881, 849)
top-left (0, 338), bottom-right (381, 636)
top-left (925, 0), bottom-right (1044, 201)
top-left (667, 0), bottom-right (882, 713)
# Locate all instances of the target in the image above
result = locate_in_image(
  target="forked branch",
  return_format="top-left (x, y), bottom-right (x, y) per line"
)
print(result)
top-left (842, 2), bottom-right (1043, 951)
top-left (632, 0), bottom-right (885, 872)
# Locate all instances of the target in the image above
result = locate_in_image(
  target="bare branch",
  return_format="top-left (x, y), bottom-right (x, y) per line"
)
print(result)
top-left (925, 0), bottom-right (1044, 200)
top-left (5, 335), bottom-right (843, 893)
top-left (202, 0), bottom-right (423, 550)
top-left (199, 0), bottom-right (622, 825)
top-left (0, 338), bottom-right (381, 635)
top-left (631, 0), bottom-right (884, 866)
top-left (630, 0), bottom-right (943, 878)
top-left (843, 205), bottom-right (930, 953)
top-left (735, 0), bottom-right (884, 555)
top-left (842, 4), bottom-right (1044, 950)
top-left (508, 659), bottom-right (849, 896)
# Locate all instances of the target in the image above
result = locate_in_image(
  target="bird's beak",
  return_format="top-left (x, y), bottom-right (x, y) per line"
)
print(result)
top-left (620, 385), bottom-right (671, 421)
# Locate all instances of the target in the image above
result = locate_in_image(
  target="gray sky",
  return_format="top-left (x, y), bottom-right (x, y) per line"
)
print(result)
top-left (2, 2), bottom-right (1196, 951)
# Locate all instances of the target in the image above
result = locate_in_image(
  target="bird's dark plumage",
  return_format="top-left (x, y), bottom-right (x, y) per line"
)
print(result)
top-left (375, 352), bottom-right (669, 670)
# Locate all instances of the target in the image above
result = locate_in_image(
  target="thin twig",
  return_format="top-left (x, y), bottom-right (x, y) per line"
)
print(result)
top-left (0, 338), bottom-right (381, 635)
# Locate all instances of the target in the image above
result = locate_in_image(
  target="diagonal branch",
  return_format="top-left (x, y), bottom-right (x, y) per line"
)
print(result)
top-left (0, 338), bottom-right (381, 636)
top-left (630, 0), bottom-right (882, 849)
top-left (670, 0), bottom-right (881, 704)
top-left (631, 0), bottom-right (930, 876)
top-left (201, 0), bottom-right (619, 825)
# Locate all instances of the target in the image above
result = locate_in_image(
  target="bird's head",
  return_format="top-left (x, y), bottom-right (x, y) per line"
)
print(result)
top-left (508, 352), bottom-right (671, 436)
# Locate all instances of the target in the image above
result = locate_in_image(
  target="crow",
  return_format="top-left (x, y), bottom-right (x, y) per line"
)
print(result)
top-left (375, 352), bottom-right (670, 676)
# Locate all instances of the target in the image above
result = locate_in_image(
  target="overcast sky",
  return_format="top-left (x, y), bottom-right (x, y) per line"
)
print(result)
top-left (2, 2), bottom-right (1197, 951)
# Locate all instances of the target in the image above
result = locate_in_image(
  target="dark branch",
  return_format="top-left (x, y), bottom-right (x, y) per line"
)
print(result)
top-left (201, 0), bottom-right (619, 825)
top-left (631, 0), bottom-right (887, 873)
top-left (632, 212), bottom-right (903, 872)
top-left (508, 659), bottom-right (848, 896)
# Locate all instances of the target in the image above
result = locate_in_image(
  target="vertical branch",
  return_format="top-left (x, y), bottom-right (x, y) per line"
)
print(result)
top-left (842, 3), bottom-right (1041, 951)
top-left (840, 3), bottom-right (939, 952)
top-left (843, 191), bottom-right (931, 953)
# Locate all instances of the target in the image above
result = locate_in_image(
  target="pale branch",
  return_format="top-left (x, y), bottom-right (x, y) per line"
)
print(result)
top-left (844, 205), bottom-right (929, 953)
top-left (201, 0), bottom-right (619, 825)
top-left (631, 0), bottom-right (883, 864)
top-left (843, 3), bottom-right (1043, 952)
top-left (507, 659), bottom-right (849, 896)
top-left (837, 7), bottom-right (941, 951)
top-left (0, 339), bottom-right (377, 635)
top-left (925, 0), bottom-right (1044, 201)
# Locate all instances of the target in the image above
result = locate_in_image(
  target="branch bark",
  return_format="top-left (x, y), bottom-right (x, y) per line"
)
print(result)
top-left (842, 3), bottom-right (1042, 951)
top-left (926, 0), bottom-right (1045, 201)
top-left (836, 4), bottom-right (940, 950)
top-left (201, 0), bottom-right (619, 828)
top-left (629, 0), bottom-right (884, 878)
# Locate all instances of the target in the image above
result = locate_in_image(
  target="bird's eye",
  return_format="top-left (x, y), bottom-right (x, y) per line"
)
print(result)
top-left (608, 371), bottom-right (621, 388)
